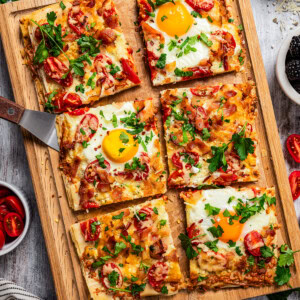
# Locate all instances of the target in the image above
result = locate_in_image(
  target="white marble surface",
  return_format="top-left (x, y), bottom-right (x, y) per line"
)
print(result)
top-left (0, 0), bottom-right (299, 299)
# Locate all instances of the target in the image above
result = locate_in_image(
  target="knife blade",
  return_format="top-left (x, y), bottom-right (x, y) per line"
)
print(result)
top-left (0, 96), bottom-right (59, 151)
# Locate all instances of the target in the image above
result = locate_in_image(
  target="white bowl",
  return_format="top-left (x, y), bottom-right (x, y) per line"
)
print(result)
top-left (0, 180), bottom-right (31, 256)
top-left (276, 28), bottom-right (300, 106)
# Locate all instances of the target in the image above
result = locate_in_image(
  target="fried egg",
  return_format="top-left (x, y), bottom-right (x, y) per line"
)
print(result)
top-left (64, 101), bottom-right (157, 174)
top-left (185, 188), bottom-right (277, 252)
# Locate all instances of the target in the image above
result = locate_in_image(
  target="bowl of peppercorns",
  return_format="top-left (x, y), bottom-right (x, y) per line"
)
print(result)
top-left (276, 29), bottom-right (300, 105)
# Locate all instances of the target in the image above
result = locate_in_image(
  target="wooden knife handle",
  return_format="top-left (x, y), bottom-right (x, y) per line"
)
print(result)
top-left (0, 96), bottom-right (25, 124)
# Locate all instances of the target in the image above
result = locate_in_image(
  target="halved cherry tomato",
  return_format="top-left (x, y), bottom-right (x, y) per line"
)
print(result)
top-left (44, 57), bottom-right (73, 87)
top-left (244, 230), bottom-right (264, 256)
top-left (3, 196), bottom-right (25, 219)
top-left (120, 58), bottom-right (141, 84)
top-left (80, 218), bottom-right (100, 241)
top-left (68, 7), bottom-right (86, 36)
top-left (148, 261), bottom-right (168, 288)
top-left (190, 86), bottom-right (220, 97)
top-left (102, 7), bottom-right (119, 29)
top-left (134, 207), bottom-right (153, 232)
top-left (289, 171), bottom-right (300, 201)
top-left (224, 90), bottom-right (237, 98)
top-left (3, 213), bottom-right (24, 237)
top-left (0, 205), bottom-right (9, 221)
top-left (81, 201), bottom-right (99, 210)
top-left (53, 92), bottom-right (82, 112)
top-left (185, 0), bottom-right (214, 12)
top-left (286, 134), bottom-right (300, 163)
top-left (84, 160), bottom-right (111, 183)
top-left (75, 114), bottom-right (99, 143)
top-left (0, 230), bottom-right (5, 249)
top-left (0, 187), bottom-right (11, 198)
top-left (101, 263), bottom-right (123, 289)
top-left (67, 107), bottom-right (89, 116)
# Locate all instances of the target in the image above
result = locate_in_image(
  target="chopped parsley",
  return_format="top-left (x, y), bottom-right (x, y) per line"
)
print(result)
top-left (90, 220), bottom-right (100, 233)
top-left (125, 157), bottom-right (145, 171)
top-left (156, 53), bottom-right (167, 69)
top-left (178, 233), bottom-right (199, 259)
top-left (107, 64), bottom-right (121, 75)
top-left (119, 132), bottom-right (129, 144)
top-left (108, 270), bottom-right (119, 287)
top-left (204, 239), bottom-right (219, 252)
top-left (201, 128), bottom-right (211, 141)
top-left (161, 285), bottom-right (168, 294)
top-left (95, 153), bottom-right (107, 169)
top-left (112, 211), bottom-right (124, 220)
top-left (199, 33), bottom-right (213, 47)
top-left (191, 11), bottom-right (202, 18)
top-left (207, 225), bottom-right (224, 238)
top-left (204, 203), bottom-right (220, 216)
top-left (75, 84), bottom-right (85, 93)
top-left (60, 1), bottom-right (66, 10)
top-left (87, 72), bottom-right (97, 89)
top-left (174, 68), bottom-right (193, 77)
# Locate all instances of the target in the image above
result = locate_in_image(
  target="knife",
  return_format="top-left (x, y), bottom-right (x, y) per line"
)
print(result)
top-left (0, 96), bottom-right (59, 151)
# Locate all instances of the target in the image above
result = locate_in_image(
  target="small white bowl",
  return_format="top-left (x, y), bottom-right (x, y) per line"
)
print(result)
top-left (0, 180), bottom-right (31, 256)
top-left (276, 28), bottom-right (300, 106)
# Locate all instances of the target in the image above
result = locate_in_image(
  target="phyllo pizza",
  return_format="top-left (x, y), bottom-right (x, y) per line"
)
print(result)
top-left (56, 99), bottom-right (166, 211)
top-left (137, 0), bottom-right (244, 85)
top-left (70, 197), bottom-right (183, 298)
top-left (20, 0), bottom-right (140, 113)
top-left (160, 83), bottom-right (259, 188)
top-left (180, 187), bottom-right (279, 289)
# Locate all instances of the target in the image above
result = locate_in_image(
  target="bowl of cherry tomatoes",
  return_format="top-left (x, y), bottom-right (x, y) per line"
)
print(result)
top-left (0, 180), bottom-right (31, 255)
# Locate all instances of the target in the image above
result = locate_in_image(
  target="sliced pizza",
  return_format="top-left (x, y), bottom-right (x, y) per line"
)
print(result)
top-left (70, 197), bottom-right (183, 298)
top-left (160, 83), bottom-right (259, 188)
top-left (180, 187), bottom-right (279, 289)
top-left (137, 0), bottom-right (244, 85)
top-left (56, 99), bottom-right (166, 211)
top-left (20, 0), bottom-right (140, 113)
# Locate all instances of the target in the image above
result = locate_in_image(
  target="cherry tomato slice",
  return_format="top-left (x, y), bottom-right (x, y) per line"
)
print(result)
top-left (148, 261), bottom-right (168, 288)
top-left (0, 187), bottom-right (11, 198)
top-left (84, 160), bottom-right (111, 183)
top-left (134, 207), bottom-right (153, 232)
top-left (3, 196), bottom-right (25, 219)
top-left (4, 213), bottom-right (24, 237)
top-left (75, 114), bottom-right (99, 143)
top-left (0, 205), bottom-right (9, 222)
top-left (287, 134), bottom-right (300, 163)
top-left (120, 58), bottom-right (141, 84)
top-left (0, 230), bottom-right (5, 249)
top-left (80, 218), bottom-right (101, 241)
top-left (187, 222), bottom-right (201, 239)
top-left (53, 92), bottom-right (82, 112)
top-left (185, 0), bottom-right (214, 12)
top-left (244, 230), bottom-right (264, 256)
top-left (101, 263), bottom-right (123, 289)
top-left (190, 86), bottom-right (220, 97)
top-left (67, 107), bottom-right (89, 116)
top-left (289, 171), bottom-right (300, 201)
top-left (44, 57), bottom-right (73, 87)
top-left (138, 0), bottom-right (152, 22)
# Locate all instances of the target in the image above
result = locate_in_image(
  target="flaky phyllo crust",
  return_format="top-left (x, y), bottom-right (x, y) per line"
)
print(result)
top-left (137, 0), bottom-right (245, 85)
top-left (56, 99), bottom-right (166, 211)
top-left (70, 197), bottom-right (183, 299)
top-left (20, 0), bottom-right (140, 113)
top-left (160, 83), bottom-right (259, 188)
top-left (181, 187), bottom-right (279, 290)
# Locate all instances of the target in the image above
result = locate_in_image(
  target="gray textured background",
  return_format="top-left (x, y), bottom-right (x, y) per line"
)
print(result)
top-left (0, 0), bottom-right (299, 299)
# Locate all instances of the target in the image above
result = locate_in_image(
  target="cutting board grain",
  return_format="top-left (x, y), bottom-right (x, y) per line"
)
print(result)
top-left (0, 0), bottom-right (300, 299)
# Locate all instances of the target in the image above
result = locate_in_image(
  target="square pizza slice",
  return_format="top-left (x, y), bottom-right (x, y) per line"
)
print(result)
top-left (180, 187), bottom-right (279, 289)
top-left (137, 0), bottom-right (244, 85)
top-left (20, 0), bottom-right (140, 113)
top-left (56, 99), bottom-right (166, 211)
top-left (160, 83), bottom-right (259, 188)
top-left (70, 197), bottom-right (183, 298)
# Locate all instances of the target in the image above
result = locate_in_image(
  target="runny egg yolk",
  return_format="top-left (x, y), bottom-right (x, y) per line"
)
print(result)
top-left (156, 1), bottom-right (193, 37)
top-left (214, 210), bottom-right (244, 243)
top-left (102, 129), bottom-right (138, 163)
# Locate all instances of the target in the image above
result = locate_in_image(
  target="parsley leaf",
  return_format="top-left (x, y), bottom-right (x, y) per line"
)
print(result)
top-left (75, 84), bottom-right (85, 93)
top-left (161, 285), bottom-right (168, 294)
top-left (207, 143), bottom-right (228, 172)
top-left (231, 127), bottom-right (254, 161)
top-left (87, 72), bottom-right (97, 89)
top-left (199, 33), bottom-right (212, 47)
top-left (108, 270), bottom-right (119, 287)
top-left (260, 245), bottom-right (274, 258)
top-left (204, 239), bottom-right (219, 252)
top-left (107, 64), bottom-right (121, 75)
top-left (90, 220), bottom-right (100, 233)
top-left (60, 1), bottom-right (66, 10)
top-left (95, 153), bottom-right (107, 169)
top-left (119, 132), bottom-right (129, 144)
top-left (92, 256), bottom-right (112, 268)
top-left (114, 242), bottom-right (126, 256)
top-left (274, 266), bottom-right (291, 286)
top-left (77, 35), bottom-right (101, 57)
top-left (178, 233), bottom-right (199, 260)
top-left (201, 128), bottom-right (210, 141)
top-left (204, 203), bottom-right (220, 216)
top-left (207, 225), bottom-right (224, 238)
top-left (278, 244), bottom-right (300, 267)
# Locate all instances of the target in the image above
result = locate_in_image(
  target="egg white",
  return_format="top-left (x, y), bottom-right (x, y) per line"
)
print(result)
top-left (187, 187), bottom-right (276, 252)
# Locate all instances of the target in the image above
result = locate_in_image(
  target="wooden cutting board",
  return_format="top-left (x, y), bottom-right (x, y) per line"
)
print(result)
top-left (0, 0), bottom-right (300, 299)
